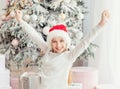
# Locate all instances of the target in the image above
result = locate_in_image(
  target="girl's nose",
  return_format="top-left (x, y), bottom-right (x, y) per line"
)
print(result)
top-left (56, 42), bottom-right (61, 48)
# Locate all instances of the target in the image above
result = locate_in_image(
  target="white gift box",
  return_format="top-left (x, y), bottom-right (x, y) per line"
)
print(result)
top-left (20, 72), bottom-right (41, 89)
top-left (0, 87), bottom-right (11, 89)
top-left (68, 83), bottom-right (82, 89)
top-left (96, 84), bottom-right (120, 89)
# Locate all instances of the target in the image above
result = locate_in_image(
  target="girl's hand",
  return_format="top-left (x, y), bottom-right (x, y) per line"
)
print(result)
top-left (99, 10), bottom-right (110, 27)
top-left (15, 10), bottom-right (23, 22)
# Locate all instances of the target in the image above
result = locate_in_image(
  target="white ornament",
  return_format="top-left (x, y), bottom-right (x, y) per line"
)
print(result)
top-left (10, 11), bottom-right (15, 18)
top-left (1, 15), bottom-right (6, 21)
top-left (31, 14), bottom-right (38, 22)
top-left (11, 38), bottom-right (19, 47)
top-left (70, 45), bottom-right (75, 50)
top-left (59, 12), bottom-right (66, 21)
top-left (76, 31), bottom-right (83, 40)
top-left (43, 26), bottom-right (50, 35)
top-left (79, 13), bottom-right (84, 19)
top-left (23, 14), bottom-right (30, 22)
top-left (39, 15), bottom-right (45, 23)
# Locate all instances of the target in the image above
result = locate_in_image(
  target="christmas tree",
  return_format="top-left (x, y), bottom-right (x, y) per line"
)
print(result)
top-left (0, 0), bottom-right (96, 68)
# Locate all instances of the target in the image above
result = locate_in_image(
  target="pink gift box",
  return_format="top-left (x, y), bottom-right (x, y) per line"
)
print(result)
top-left (71, 67), bottom-right (98, 89)
top-left (10, 77), bottom-right (19, 89)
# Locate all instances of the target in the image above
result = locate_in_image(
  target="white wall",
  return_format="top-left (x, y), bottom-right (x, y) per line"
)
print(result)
top-left (0, 0), bottom-right (7, 14)
top-left (83, 0), bottom-right (95, 35)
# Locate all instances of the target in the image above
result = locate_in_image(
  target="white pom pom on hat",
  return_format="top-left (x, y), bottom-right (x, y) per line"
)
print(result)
top-left (43, 26), bottom-right (50, 35)
top-left (47, 24), bottom-right (71, 50)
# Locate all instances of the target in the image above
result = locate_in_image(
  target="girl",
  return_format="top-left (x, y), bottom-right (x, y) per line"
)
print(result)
top-left (16, 10), bottom-right (109, 89)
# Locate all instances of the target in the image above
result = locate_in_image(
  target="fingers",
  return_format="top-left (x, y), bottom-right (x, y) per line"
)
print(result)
top-left (102, 10), bottom-right (110, 19)
top-left (101, 10), bottom-right (110, 23)
top-left (99, 10), bottom-right (110, 27)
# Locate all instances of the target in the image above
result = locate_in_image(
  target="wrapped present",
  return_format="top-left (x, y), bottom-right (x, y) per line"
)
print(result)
top-left (20, 72), bottom-right (41, 89)
top-left (0, 87), bottom-right (12, 89)
top-left (10, 77), bottom-right (19, 89)
top-left (68, 83), bottom-right (82, 89)
top-left (71, 67), bottom-right (98, 89)
top-left (96, 84), bottom-right (118, 89)
top-left (10, 65), bottom-right (25, 89)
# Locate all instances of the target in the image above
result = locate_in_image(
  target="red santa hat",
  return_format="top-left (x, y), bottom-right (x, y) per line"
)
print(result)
top-left (47, 24), bottom-right (71, 50)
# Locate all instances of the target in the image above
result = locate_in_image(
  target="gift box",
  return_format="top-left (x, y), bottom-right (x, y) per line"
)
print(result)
top-left (71, 67), bottom-right (98, 89)
top-left (10, 68), bottom-right (25, 89)
top-left (0, 87), bottom-right (12, 89)
top-left (20, 72), bottom-right (41, 89)
top-left (10, 77), bottom-right (19, 89)
top-left (96, 84), bottom-right (119, 89)
top-left (68, 83), bottom-right (82, 89)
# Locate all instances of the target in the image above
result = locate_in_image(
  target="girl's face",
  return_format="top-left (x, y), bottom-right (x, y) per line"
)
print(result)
top-left (51, 36), bottom-right (67, 53)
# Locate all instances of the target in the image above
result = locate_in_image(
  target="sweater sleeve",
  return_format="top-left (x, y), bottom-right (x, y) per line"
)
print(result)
top-left (19, 20), bottom-right (48, 52)
top-left (68, 25), bottom-right (102, 62)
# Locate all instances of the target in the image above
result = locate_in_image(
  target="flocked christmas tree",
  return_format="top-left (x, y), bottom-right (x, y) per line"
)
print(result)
top-left (0, 0), bottom-right (97, 69)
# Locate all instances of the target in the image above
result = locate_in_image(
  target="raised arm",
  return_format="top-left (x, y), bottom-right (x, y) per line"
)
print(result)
top-left (15, 10), bottom-right (48, 53)
top-left (68, 10), bottom-right (110, 62)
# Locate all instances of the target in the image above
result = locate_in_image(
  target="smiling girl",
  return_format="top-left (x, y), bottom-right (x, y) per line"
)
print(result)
top-left (16, 10), bottom-right (109, 89)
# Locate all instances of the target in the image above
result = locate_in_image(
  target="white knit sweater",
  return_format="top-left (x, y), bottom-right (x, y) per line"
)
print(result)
top-left (20, 20), bottom-right (102, 89)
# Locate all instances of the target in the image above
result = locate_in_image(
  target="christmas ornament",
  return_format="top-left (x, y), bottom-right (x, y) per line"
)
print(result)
top-left (76, 31), bottom-right (83, 40)
top-left (23, 14), bottom-right (30, 22)
top-left (6, 0), bottom-right (10, 6)
top-left (31, 14), bottom-right (38, 22)
top-left (10, 11), bottom-right (15, 18)
top-left (70, 45), bottom-right (75, 50)
top-left (1, 15), bottom-right (6, 21)
top-left (11, 38), bottom-right (19, 47)
top-left (79, 13), bottom-right (84, 19)
top-left (39, 15), bottom-right (45, 23)
top-left (59, 12), bottom-right (66, 21)
top-left (27, 10), bottom-right (33, 15)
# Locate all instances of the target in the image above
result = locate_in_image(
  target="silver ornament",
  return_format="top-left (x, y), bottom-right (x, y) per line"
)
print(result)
top-left (31, 14), bottom-right (38, 22)
top-left (23, 14), bottom-right (30, 22)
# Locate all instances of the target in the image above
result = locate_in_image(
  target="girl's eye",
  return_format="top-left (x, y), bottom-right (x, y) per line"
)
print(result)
top-left (52, 40), bottom-right (56, 43)
top-left (60, 39), bottom-right (64, 42)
